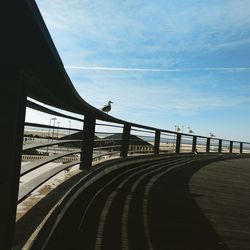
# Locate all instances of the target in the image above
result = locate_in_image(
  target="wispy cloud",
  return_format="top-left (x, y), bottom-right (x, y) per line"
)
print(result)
top-left (37, 0), bottom-right (250, 63)
top-left (65, 66), bottom-right (250, 72)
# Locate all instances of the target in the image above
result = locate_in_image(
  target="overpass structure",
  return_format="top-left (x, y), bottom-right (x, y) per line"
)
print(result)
top-left (1, 1), bottom-right (250, 249)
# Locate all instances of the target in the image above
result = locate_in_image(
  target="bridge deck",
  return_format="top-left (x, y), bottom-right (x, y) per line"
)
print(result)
top-left (16, 155), bottom-right (250, 250)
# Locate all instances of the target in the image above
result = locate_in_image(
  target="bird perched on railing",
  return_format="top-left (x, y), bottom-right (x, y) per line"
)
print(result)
top-left (209, 133), bottom-right (215, 137)
top-left (101, 101), bottom-right (113, 114)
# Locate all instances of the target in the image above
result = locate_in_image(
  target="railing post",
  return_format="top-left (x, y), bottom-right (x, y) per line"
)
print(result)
top-left (218, 139), bottom-right (222, 153)
top-left (80, 115), bottom-right (96, 170)
top-left (175, 133), bottom-right (181, 153)
top-left (192, 136), bottom-right (197, 153)
top-left (154, 130), bottom-right (161, 155)
top-left (0, 72), bottom-right (26, 249)
top-left (240, 142), bottom-right (243, 154)
top-left (120, 123), bottom-right (131, 158)
top-left (206, 138), bottom-right (210, 153)
top-left (229, 141), bottom-right (233, 153)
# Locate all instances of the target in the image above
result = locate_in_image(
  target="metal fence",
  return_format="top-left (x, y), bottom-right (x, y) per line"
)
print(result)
top-left (3, 1), bottom-right (250, 248)
top-left (19, 98), bottom-right (250, 205)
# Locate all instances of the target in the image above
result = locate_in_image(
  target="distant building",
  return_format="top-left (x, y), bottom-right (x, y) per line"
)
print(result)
top-left (104, 133), bottom-right (154, 154)
top-left (61, 132), bottom-right (154, 154)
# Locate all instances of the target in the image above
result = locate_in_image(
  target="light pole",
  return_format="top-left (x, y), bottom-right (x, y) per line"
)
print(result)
top-left (51, 118), bottom-right (57, 141)
top-left (57, 121), bottom-right (60, 139)
top-left (68, 120), bottom-right (71, 136)
top-left (173, 125), bottom-right (180, 152)
top-left (68, 120), bottom-right (71, 151)
top-left (48, 118), bottom-right (52, 142)
top-left (47, 118), bottom-right (54, 154)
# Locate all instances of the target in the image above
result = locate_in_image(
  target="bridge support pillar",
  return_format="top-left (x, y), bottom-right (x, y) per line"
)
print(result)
top-left (80, 115), bottom-right (96, 170)
top-left (175, 133), bottom-right (181, 153)
top-left (206, 138), bottom-right (210, 153)
top-left (192, 136), bottom-right (197, 153)
top-left (218, 139), bottom-right (222, 153)
top-left (154, 130), bottom-right (160, 154)
top-left (240, 142), bottom-right (243, 154)
top-left (0, 72), bottom-right (26, 249)
top-left (229, 141), bottom-right (233, 153)
top-left (121, 123), bottom-right (131, 158)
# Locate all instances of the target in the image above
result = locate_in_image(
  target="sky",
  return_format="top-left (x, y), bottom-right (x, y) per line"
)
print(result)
top-left (33, 0), bottom-right (250, 142)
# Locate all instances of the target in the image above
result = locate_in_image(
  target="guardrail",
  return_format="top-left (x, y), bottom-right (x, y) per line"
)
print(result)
top-left (19, 98), bottom-right (250, 206)
top-left (2, 1), bottom-right (250, 249)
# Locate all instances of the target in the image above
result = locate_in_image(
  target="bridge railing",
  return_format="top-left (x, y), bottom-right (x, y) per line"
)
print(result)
top-left (3, 1), bottom-right (250, 248)
top-left (19, 96), bottom-right (250, 209)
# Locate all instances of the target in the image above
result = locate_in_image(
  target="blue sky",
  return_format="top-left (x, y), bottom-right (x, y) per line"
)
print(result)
top-left (34, 0), bottom-right (250, 141)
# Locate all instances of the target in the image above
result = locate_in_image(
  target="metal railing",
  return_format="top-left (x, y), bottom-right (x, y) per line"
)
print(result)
top-left (2, 1), bottom-right (250, 248)
top-left (20, 97), bottom-right (250, 207)
top-left (21, 98), bottom-right (250, 191)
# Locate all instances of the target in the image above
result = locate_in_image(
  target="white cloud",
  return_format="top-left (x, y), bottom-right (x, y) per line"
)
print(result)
top-left (36, 0), bottom-right (250, 61)
top-left (71, 71), bottom-right (250, 121)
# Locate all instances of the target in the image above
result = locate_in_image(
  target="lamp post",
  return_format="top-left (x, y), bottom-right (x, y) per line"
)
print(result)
top-left (47, 118), bottom-right (54, 154)
top-left (68, 120), bottom-right (71, 136)
top-left (57, 121), bottom-right (60, 139)
top-left (67, 120), bottom-right (71, 151)
top-left (173, 125), bottom-right (180, 152)
top-left (51, 118), bottom-right (57, 141)
top-left (48, 118), bottom-right (52, 142)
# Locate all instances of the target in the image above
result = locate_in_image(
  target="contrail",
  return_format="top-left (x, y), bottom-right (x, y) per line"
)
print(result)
top-left (64, 66), bottom-right (173, 72)
top-left (64, 66), bottom-right (250, 72)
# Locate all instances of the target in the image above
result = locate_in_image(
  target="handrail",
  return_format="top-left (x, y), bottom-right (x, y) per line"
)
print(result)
top-left (18, 160), bottom-right (81, 203)
top-left (93, 145), bottom-right (122, 151)
top-left (27, 100), bottom-right (84, 122)
top-left (95, 122), bottom-right (123, 128)
top-left (22, 140), bottom-right (82, 151)
top-left (25, 122), bottom-right (81, 132)
top-left (20, 150), bottom-right (81, 176)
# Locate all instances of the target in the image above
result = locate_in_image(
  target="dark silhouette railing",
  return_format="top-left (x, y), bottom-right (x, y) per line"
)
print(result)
top-left (2, 1), bottom-right (250, 249)
top-left (20, 97), bottom-right (250, 203)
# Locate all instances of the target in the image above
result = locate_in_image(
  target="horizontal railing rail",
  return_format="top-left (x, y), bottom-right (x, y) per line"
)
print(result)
top-left (18, 160), bottom-right (81, 203)
top-left (20, 150), bottom-right (81, 176)
top-left (27, 100), bottom-right (84, 122)
top-left (22, 139), bottom-right (82, 151)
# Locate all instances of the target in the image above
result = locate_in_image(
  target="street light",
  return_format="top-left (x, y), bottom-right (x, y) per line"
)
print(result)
top-left (51, 118), bottom-right (57, 141)
top-left (173, 125), bottom-right (180, 152)
top-left (68, 120), bottom-right (71, 136)
top-left (67, 120), bottom-right (71, 151)
top-left (48, 118), bottom-right (52, 142)
top-left (57, 121), bottom-right (60, 139)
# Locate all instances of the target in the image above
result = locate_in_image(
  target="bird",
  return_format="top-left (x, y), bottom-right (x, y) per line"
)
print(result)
top-left (187, 127), bottom-right (194, 134)
top-left (101, 101), bottom-right (113, 113)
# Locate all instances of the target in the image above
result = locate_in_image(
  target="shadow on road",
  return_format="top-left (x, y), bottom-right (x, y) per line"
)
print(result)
top-left (147, 156), bottom-right (235, 250)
